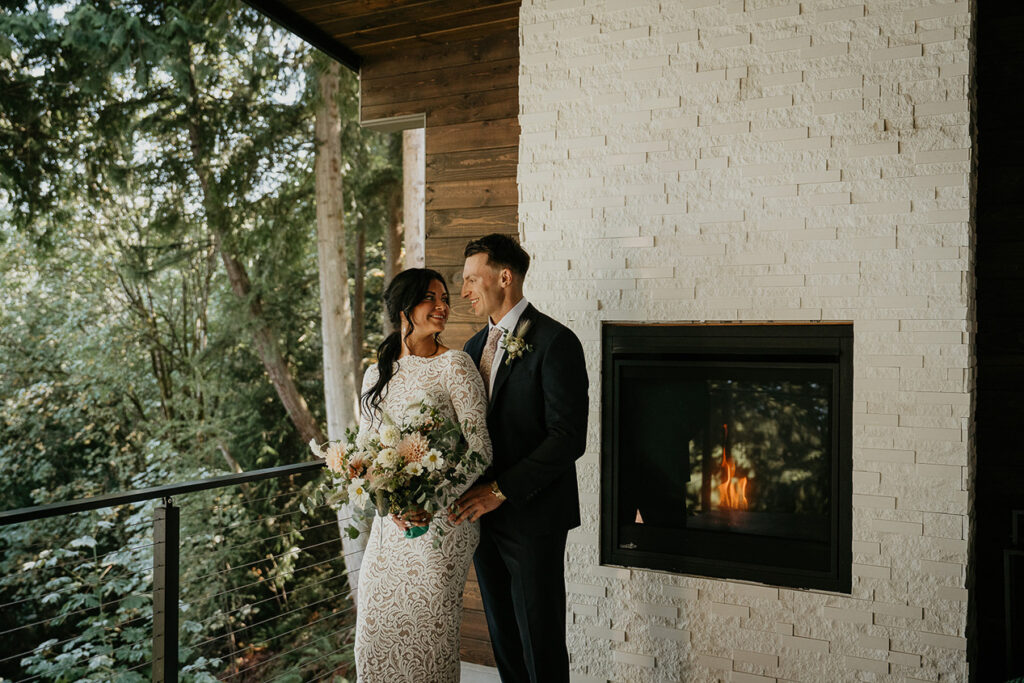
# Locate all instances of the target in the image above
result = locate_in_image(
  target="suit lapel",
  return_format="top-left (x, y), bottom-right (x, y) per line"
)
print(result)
top-left (488, 304), bottom-right (538, 412)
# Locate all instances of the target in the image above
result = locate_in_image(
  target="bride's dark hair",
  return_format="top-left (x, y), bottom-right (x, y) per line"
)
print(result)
top-left (362, 268), bottom-right (449, 417)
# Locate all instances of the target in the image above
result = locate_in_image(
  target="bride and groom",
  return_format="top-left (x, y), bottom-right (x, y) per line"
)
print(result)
top-left (352, 233), bottom-right (589, 682)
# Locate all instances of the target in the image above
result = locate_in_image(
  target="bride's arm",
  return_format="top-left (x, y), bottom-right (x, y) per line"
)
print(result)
top-left (444, 352), bottom-right (493, 499)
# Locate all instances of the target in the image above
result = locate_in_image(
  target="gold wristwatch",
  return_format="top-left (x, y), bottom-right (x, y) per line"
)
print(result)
top-left (490, 480), bottom-right (507, 502)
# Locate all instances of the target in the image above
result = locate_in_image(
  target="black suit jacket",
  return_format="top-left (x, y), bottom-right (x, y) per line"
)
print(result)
top-left (464, 304), bottom-right (589, 535)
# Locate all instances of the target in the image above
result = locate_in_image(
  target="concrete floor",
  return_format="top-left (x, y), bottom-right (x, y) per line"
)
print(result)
top-left (460, 661), bottom-right (501, 682)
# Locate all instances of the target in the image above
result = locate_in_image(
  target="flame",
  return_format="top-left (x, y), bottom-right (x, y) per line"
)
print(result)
top-left (717, 424), bottom-right (749, 510)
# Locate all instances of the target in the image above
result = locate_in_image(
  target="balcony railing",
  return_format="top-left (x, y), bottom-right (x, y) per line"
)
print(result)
top-left (0, 461), bottom-right (360, 682)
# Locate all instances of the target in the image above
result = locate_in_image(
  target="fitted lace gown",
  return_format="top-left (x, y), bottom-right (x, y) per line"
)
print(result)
top-left (353, 350), bottom-right (492, 682)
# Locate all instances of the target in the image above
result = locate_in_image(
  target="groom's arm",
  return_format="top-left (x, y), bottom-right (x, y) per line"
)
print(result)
top-left (497, 326), bottom-right (588, 503)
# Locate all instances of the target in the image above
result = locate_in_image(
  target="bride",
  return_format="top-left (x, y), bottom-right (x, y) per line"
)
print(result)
top-left (353, 268), bottom-right (492, 682)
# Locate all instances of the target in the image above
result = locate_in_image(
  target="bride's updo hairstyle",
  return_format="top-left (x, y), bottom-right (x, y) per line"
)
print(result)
top-left (362, 267), bottom-right (449, 417)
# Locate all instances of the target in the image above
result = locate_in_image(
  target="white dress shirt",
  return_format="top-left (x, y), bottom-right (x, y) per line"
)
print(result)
top-left (487, 297), bottom-right (530, 390)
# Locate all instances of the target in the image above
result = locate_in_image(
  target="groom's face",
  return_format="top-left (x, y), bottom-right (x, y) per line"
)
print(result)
top-left (461, 253), bottom-right (504, 321)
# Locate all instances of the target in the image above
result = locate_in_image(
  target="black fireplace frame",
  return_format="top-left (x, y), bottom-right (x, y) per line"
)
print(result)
top-left (601, 322), bottom-right (853, 593)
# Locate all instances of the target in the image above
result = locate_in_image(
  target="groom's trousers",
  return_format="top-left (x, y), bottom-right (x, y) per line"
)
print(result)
top-left (474, 522), bottom-right (570, 683)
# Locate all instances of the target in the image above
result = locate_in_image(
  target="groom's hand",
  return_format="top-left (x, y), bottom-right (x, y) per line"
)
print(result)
top-left (449, 483), bottom-right (504, 525)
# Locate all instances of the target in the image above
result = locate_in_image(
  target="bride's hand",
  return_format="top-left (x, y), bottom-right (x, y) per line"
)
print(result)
top-left (392, 509), bottom-right (432, 531)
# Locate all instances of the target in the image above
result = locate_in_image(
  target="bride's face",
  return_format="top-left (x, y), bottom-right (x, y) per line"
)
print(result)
top-left (404, 279), bottom-right (450, 336)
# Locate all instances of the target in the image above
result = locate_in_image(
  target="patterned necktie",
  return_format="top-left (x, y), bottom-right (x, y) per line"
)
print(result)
top-left (478, 325), bottom-right (504, 397)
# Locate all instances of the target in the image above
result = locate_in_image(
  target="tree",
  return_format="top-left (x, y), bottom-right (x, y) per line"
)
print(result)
top-left (1, 0), bottom-right (327, 446)
top-left (0, 0), bottom-right (398, 678)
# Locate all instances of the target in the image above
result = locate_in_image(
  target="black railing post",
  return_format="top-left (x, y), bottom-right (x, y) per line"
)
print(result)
top-left (153, 498), bottom-right (180, 682)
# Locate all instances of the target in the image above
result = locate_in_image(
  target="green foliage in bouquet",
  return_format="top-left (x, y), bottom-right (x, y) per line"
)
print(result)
top-left (307, 399), bottom-right (487, 543)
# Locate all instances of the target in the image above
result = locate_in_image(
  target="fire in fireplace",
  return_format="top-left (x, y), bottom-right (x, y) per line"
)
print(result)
top-left (601, 323), bottom-right (852, 592)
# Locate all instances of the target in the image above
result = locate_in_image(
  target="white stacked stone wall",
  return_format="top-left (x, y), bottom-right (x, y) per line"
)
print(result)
top-left (516, 0), bottom-right (974, 680)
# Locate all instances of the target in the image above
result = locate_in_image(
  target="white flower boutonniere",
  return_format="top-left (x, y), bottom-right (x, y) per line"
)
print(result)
top-left (500, 319), bottom-right (534, 366)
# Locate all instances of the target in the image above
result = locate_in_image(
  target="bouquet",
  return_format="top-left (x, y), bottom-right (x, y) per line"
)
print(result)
top-left (307, 397), bottom-right (487, 541)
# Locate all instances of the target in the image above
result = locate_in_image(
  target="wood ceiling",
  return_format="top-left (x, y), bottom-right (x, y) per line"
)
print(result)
top-left (247, 0), bottom-right (520, 72)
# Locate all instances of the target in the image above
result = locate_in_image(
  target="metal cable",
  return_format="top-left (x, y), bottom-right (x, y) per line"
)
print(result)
top-left (267, 640), bottom-right (355, 683)
top-left (0, 589), bottom-right (154, 638)
top-left (0, 561), bottom-right (153, 612)
top-left (7, 502), bottom-right (158, 552)
top-left (184, 503), bottom-right (327, 538)
top-left (187, 518), bottom-right (341, 560)
top-left (185, 509), bottom-right (354, 570)
top-left (185, 551), bottom-right (359, 606)
top-left (310, 660), bottom-right (353, 683)
top-left (189, 569), bottom-right (349, 630)
top-left (6, 504), bottom-right (345, 588)
top-left (8, 539), bottom-right (159, 579)
top-left (197, 488), bottom-right (306, 513)
top-left (217, 616), bottom-right (356, 681)
top-left (124, 658), bottom-right (153, 673)
top-left (184, 536), bottom-right (339, 585)
top-left (214, 604), bottom-right (355, 674)
top-left (0, 605), bottom-right (154, 667)
top-left (187, 586), bottom-right (353, 652)
top-left (12, 643), bottom-right (149, 683)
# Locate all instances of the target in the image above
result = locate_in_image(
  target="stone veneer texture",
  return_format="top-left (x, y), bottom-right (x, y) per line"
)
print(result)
top-left (515, 0), bottom-right (974, 681)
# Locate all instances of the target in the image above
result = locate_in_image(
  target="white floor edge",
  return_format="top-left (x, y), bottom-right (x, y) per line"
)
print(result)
top-left (460, 661), bottom-right (501, 682)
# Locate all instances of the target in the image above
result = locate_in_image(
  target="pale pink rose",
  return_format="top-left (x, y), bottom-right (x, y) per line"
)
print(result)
top-left (396, 432), bottom-right (430, 464)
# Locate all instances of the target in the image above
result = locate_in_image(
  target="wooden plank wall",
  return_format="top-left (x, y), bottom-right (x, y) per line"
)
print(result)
top-left (358, 11), bottom-right (520, 668)
top-left (361, 17), bottom-right (520, 349)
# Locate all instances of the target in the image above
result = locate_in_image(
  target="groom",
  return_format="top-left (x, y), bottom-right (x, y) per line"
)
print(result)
top-left (450, 233), bottom-right (589, 682)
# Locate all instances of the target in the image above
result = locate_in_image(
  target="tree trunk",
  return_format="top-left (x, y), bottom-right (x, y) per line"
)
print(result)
top-left (214, 238), bottom-right (327, 446)
top-left (314, 59), bottom-right (366, 593)
top-left (402, 128), bottom-right (426, 270)
top-left (353, 221), bottom-right (366, 381)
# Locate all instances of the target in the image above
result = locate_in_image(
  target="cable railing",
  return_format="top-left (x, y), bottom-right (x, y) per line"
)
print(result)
top-left (0, 461), bottom-right (360, 682)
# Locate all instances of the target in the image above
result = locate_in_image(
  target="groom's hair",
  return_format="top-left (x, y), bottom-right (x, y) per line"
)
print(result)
top-left (464, 233), bottom-right (530, 278)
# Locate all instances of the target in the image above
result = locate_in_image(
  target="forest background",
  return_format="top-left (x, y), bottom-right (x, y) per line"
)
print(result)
top-left (0, 0), bottom-right (403, 679)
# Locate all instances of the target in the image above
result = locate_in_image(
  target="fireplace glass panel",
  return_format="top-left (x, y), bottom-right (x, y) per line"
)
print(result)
top-left (618, 363), bottom-right (832, 552)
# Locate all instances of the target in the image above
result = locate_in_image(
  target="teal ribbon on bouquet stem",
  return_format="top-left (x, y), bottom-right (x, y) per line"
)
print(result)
top-left (404, 525), bottom-right (428, 539)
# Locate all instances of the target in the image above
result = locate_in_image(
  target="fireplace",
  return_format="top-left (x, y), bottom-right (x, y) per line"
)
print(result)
top-left (601, 323), bottom-right (852, 592)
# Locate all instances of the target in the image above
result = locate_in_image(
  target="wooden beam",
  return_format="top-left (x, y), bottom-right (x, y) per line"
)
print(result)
top-left (426, 146), bottom-right (517, 184)
top-left (361, 58), bottom-right (517, 109)
top-left (285, 0), bottom-right (440, 19)
top-left (425, 178), bottom-right (518, 211)
top-left (358, 17), bottom-right (518, 59)
top-left (426, 118), bottom-right (520, 155)
top-left (426, 206), bottom-right (518, 238)
top-left (360, 28), bottom-right (516, 79)
top-left (243, 0), bottom-right (361, 71)
top-left (323, 2), bottom-right (519, 49)
top-left (362, 87), bottom-right (517, 128)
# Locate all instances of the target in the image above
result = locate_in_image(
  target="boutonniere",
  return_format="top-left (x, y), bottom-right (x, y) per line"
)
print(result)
top-left (500, 319), bottom-right (534, 366)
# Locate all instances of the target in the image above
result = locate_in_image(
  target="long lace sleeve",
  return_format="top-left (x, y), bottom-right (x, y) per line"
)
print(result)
top-left (444, 351), bottom-right (493, 498)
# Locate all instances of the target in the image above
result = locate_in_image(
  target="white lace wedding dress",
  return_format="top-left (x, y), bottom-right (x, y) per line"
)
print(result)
top-left (353, 350), bottom-right (492, 683)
